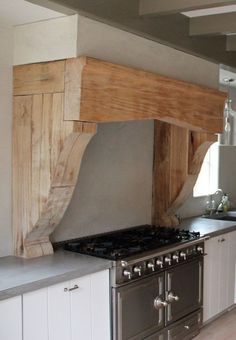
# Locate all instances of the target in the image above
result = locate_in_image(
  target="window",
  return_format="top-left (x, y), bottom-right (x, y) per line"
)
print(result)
top-left (193, 142), bottom-right (219, 197)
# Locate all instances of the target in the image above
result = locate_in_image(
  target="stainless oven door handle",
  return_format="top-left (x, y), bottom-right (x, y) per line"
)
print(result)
top-left (154, 297), bottom-right (168, 310)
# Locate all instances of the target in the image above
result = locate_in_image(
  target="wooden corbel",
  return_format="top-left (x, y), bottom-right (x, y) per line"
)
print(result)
top-left (152, 121), bottom-right (218, 226)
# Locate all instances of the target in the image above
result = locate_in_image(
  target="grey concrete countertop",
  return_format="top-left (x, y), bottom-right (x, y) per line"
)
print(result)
top-left (179, 216), bottom-right (236, 237)
top-left (0, 250), bottom-right (112, 301)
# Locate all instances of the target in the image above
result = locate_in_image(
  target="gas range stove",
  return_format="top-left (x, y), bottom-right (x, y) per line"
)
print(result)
top-left (63, 225), bottom-right (203, 286)
top-left (63, 224), bottom-right (200, 261)
top-left (62, 225), bottom-right (204, 339)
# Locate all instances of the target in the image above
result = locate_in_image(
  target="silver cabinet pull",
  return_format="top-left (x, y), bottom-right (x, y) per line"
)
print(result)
top-left (184, 325), bottom-right (190, 330)
top-left (64, 284), bottom-right (79, 292)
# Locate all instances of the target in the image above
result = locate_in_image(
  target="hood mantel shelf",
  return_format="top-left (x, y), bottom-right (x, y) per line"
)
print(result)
top-left (13, 57), bottom-right (225, 258)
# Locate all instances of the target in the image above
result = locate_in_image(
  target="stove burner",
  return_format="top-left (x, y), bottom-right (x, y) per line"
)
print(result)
top-left (64, 225), bottom-right (200, 260)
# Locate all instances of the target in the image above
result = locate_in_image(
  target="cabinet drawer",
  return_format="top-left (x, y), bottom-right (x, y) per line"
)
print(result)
top-left (167, 311), bottom-right (201, 340)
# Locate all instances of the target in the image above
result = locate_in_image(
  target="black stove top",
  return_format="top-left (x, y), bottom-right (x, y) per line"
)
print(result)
top-left (63, 225), bottom-right (200, 260)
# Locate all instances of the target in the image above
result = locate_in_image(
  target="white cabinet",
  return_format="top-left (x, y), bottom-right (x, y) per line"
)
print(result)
top-left (22, 269), bottom-right (110, 340)
top-left (23, 288), bottom-right (48, 340)
top-left (0, 296), bottom-right (22, 340)
top-left (203, 231), bottom-right (236, 323)
top-left (90, 270), bottom-right (110, 340)
top-left (70, 275), bottom-right (91, 340)
top-left (48, 280), bottom-right (71, 340)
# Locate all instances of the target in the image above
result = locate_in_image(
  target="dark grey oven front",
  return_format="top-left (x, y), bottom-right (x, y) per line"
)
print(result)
top-left (112, 258), bottom-right (203, 340)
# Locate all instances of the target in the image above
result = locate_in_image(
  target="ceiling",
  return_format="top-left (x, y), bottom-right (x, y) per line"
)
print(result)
top-left (25, 0), bottom-right (236, 69)
top-left (0, 0), bottom-right (64, 26)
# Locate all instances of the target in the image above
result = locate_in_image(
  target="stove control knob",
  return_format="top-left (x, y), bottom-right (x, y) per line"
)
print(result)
top-left (133, 266), bottom-right (142, 276)
top-left (147, 261), bottom-right (155, 272)
top-left (156, 259), bottom-right (163, 268)
top-left (180, 251), bottom-right (187, 260)
top-left (123, 269), bottom-right (132, 280)
top-left (197, 246), bottom-right (203, 254)
top-left (165, 256), bottom-right (172, 266)
top-left (172, 254), bottom-right (179, 263)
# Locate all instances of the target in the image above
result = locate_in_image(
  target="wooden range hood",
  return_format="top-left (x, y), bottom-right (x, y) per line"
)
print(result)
top-left (13, 57), bottom-right (225, 258)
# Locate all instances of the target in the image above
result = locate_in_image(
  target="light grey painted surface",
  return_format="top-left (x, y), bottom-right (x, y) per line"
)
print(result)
top-left (77, 15), bottom-right (219, 88)
top-left (0, 251), bottom-right (111, 301)
top-left (52, 121), bottom-right (154, 242)
top-left (0, 26), bottom-right (13, 257)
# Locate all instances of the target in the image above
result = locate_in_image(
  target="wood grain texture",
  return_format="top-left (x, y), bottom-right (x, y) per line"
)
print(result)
top-left (153, 121), bottom-right (217, 226)
top-left (13, 88), bottom-right (97, 257)
top-left (66, 57), bottom-right (225, 133)
top-left (64, 57), bottom-right (86, 121)
top-left (13, 96), bottom-right (32, 256)
top-left (13, 60), bottom-right (65, 96)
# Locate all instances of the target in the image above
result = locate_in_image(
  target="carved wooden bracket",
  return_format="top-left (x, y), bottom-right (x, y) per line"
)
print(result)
top-left (13, 57), bottom-right (225, 257)
top-left (152, 121), bottom-right (218, 226)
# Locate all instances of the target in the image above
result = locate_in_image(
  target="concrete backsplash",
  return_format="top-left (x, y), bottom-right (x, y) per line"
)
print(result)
top-left (51, 121), bottom-right (154, 242)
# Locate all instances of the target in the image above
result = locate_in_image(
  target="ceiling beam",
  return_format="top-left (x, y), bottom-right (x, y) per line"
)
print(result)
top-left (190, 12), bottom-right (236, 36)
top-left (139, 0), bottom-right (236, 16)
top-left (227, 35), bottom-right (236, 50)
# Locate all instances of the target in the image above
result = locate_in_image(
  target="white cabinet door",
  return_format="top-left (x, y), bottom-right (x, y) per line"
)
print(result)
top-left (91, 270), bottom-right (110, 340)
top-left (203, 235), bottom-right (220, 322)
top-left (228, 230), bottom-right (236, 306)
top-left (22, 270), bottom-right (110, 340)
top-left (23, 288), bottom-right (48, 340)
top-left (0, 296), bottom-right (22, 340)
top-left (203, 231), bottom-right (236, 323)
top-left (70, 275), bottom-right (92, 340)
top-left (48, 280), bottom-right (71, 340)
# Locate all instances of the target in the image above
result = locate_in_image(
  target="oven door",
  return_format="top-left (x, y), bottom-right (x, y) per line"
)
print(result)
top-left (165, 258), bottom-right (203, 325)
top-left (113, 273), bottom-right (165, 340)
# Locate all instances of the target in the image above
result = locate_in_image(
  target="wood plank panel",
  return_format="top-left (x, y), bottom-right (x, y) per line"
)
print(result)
top-left (40, 94), bottom-right (53, 213)
top-left (65, 57), bottom-right (225, 133)
top-left (31, 95), bottom-right (43, 226)
top-left (64, 57), bottom-right (86, 121)
top-left (13, 96), bottom-right (32, 256)
top-left (14, 60), bottom-right (65, 96)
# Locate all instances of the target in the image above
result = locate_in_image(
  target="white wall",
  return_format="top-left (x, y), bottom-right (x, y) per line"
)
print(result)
top-left (14, 15), bottom-right (78, 65)
top-left (0, 25), bottom-right (13, 256)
